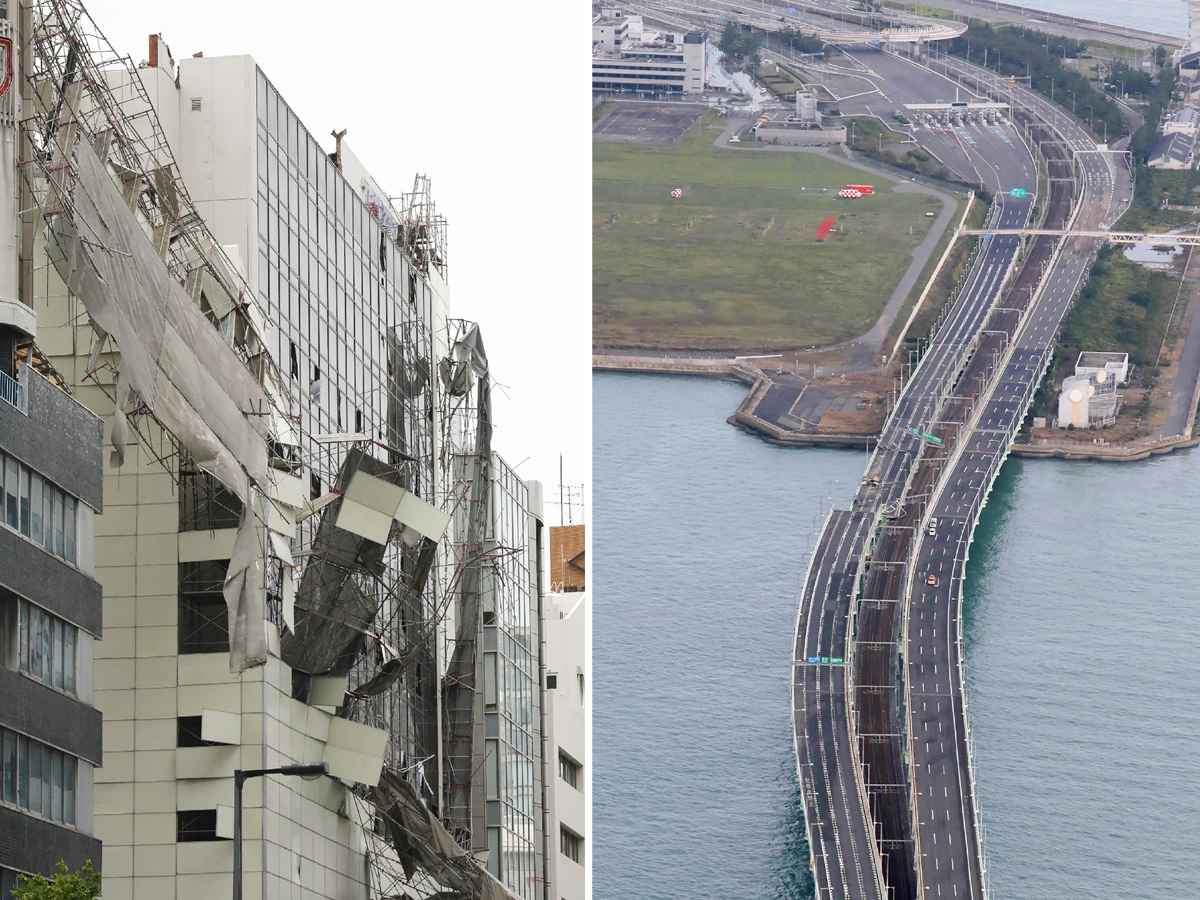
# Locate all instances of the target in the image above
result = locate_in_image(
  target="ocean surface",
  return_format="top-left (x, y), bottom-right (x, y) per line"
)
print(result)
top-left (1002, 0), bottom-right (1187, 37)
top-left (593, 373), bottom-right (1200, 899)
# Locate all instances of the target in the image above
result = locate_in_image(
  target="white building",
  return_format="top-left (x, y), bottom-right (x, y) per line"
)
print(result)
top-left (1076, 352), bottom-right (1129, 385)
top-left (15, 6), bottom-right (557, 900)
top-left (592, 7), bottom-right (643, 52)
top-left (1057, 366), bottom-right (1122, 428)
top-left (592, 24), bottom-right (707, 97)
top-left (541, 526), bottom-right (586, 900)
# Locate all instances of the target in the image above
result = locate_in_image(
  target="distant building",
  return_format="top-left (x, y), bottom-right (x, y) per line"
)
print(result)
top-left (1163, 106), bottom-right (1200, 136)
top-left (592, 7), bottom-right (643, 51)
top-left (1076, 351), bottom-right (1130, 385)
top-left (1148, 130), bottom-right (1194, 169)
top-left (542, 526), bottom-right (587, 900)
top-left (753, 85), bottom-right (846, 146)
top-left (592, 17), bottom-right (707, 97)
top-left (1057, 356), bottom-right (1124, 428)
top-left (547, 524), bottom-right (586, 594)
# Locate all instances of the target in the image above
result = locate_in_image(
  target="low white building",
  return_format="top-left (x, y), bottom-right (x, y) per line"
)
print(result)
top-left (1076, 351), bottom-right (1129, 385)
top-left (592, 27), bottom-right (707, 97)
top-left (1057, 367), bottom-right (1122, 428)
top-left (593, 7), bottom-right (643, 51)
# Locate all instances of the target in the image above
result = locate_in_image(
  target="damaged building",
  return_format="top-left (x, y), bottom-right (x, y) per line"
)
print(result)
top-left (1, 2), bottom-right (568, 898)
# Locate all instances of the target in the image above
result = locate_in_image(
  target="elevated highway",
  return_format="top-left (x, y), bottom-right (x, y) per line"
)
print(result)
top-left (790, 42), bottom-right (1126, 900)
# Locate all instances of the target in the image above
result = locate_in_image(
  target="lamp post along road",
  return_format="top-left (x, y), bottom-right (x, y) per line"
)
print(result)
top-left (234, 762), bottom-right (330, 900)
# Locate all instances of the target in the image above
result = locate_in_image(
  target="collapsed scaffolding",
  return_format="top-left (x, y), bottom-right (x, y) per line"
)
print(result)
top-left (14, 1), bottom-right (513, 896)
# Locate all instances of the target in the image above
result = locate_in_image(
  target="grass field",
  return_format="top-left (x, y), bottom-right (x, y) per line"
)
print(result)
top-left (594, 112), bottom-right (946, 352)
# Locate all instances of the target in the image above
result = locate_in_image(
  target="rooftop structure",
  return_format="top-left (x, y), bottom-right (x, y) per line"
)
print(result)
top-left (592, 15), bottom-right (707, 98)
top-left (1076, 351), bottom-right (1130, 385)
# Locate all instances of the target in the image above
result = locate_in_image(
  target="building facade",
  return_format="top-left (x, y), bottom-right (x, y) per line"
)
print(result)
top-left (592, 26), bottom-right (708, 97)
top-left (12, 2), bottom-right (556, 898)
top-left (542, 526), bottom-right (587, 900)
top-left (0, 324), bottom-right (105, 890)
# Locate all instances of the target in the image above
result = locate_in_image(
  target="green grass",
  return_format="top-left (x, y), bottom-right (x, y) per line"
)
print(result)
top-left (593, 112), bottom-right (946, 352)
top-left (1060, 245), bottom-right (1177, 369)
top-left (593, 102), bottom-right (614, 124)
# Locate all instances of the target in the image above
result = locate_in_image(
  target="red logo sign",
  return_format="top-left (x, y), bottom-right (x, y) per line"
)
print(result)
top-left (0, 38), bottom-right (11, 101)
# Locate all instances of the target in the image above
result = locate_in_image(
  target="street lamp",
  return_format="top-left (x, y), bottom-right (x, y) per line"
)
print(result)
top-left (234, 763), bottom-right (330, 900)
top-left (1068, 89), bottom-right (1076, 114)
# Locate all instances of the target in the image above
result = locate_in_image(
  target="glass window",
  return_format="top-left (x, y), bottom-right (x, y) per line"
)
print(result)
top-left (179, 560), bottom-right (231, 654)
top-left (52, 619), bottom-right (64, 690)
top-left (4, 456), bottom-right (16, 528)
top-left (29, 605), bottom-right (42, 680)
top-left (53, 490), bottom-right (64, 557)
top-left (18, 600), bottom-right (28, 672)
top-left (41, 611), bottom-right (52, 685)
top-left (2, 730), bottom-right (15, 804)
top-left (63, 497), bottom-right (75, 563)
top-left (18, 467), bottom-right (29, 536)
top-left (51, 751), bottom-right (63, 822)
top-left (64, 626), bottom-right (76, 695)
top-left (28, 741), bottom-right (40, 813)
top-left (40, 745), bottom-right (52, 819)
top-left (63, 756), bottom-right (75, 826)
top-left (42, 480), bottom-right (52, 551)
top-left (29, 473), bottom-right (43, 544)
top-left (17, 736), bottom-right (27, 809)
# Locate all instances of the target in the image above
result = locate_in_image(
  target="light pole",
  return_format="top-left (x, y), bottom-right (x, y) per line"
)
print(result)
top-left (234, 762), bottom-right (330, 900)
top-left (1068, 89), bottom-right (1076, 114)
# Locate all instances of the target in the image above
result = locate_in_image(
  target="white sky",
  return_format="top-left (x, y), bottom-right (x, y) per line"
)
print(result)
top-left (87, 0), bottom-right (592, 518)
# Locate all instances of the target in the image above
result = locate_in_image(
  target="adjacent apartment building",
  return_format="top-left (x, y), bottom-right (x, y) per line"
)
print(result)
top-left (0, 228), bottom-right (105, 893)
top-left (9, 1), bottom-right (571, 898)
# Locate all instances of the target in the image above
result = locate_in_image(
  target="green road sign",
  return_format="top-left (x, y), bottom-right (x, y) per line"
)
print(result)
top-left (1010, 188), bottom-right (1027, 199)
top-left (832, 657), bottom-right (844, 664)
top-left (821, 657), bottom-right (830, 663)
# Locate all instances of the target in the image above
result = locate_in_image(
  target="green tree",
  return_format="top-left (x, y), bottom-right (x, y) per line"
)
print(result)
top-left (11, 862), bottom-right (100, 900)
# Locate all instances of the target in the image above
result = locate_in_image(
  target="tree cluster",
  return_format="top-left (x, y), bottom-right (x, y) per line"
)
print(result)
top-left (718, 22), bottom-right (765, 65)
top-left (948, 22), bottom-right (1130, 143)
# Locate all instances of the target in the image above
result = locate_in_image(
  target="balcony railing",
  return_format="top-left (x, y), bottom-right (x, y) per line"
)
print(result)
top-left (0, 368), bottom-right (26, 414)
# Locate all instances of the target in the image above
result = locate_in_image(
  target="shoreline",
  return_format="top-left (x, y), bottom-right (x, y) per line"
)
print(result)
top-left (594, 355), bottom-right (1200, 462)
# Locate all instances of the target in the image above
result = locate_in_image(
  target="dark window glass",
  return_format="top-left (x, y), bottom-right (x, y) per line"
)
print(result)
top-left (177, 809), bottom-right (223, 842)
top-left (18, 600), bottom-right (28, 672)
top-left (18, 467), bottom-right (29, 536)
top-left (178, 458), bottom-right (243, 532)
top-left (41, 480), bottom-right (52, 551)
top-left (64, 626), bottom-right (76, 695)
top-left (179, 560), bottom-right (231, 654)
top-left (52, 619), bottom-right (64, 689)
top-left (2, 730), bottom-right (15, 804)
top-left (4, 456), bottom-right (16, 528)
top-left (51, 751), bottom-right (63, 821)
top-left (16, 736), bottom-right (27, 808)
top-left (177, 716), bottom-right (219, 747)
top-left (53, 490), bottom-right (64, 557)
top-left (63, 757), bottom-right (75, 826)
top-left (29, 605), bottom-right (42, 679)
top-left (64, 497), bottom-right (75, 563)
top-left (28, 741), bottom-right (40, 813)
top-left (29, 473), bottom-right (43, 543)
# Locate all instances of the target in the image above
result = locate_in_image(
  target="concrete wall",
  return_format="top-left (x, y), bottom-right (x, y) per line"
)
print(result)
top-left (754, 124), bottom-right (847, 145)
top-left (544, 593), bottom-right (587, 900)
